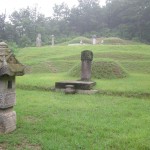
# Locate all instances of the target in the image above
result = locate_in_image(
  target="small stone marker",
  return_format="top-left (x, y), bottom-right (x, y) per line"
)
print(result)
top-left (0, 42), bottom-right (25, 134)
top-left (81, 50), bottom-right (93, 81)
top-left (36, 33), bottom-right (42, 47)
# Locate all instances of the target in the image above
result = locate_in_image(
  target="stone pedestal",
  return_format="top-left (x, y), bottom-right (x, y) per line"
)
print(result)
top-left (0, 108), bottom-right (16, 133)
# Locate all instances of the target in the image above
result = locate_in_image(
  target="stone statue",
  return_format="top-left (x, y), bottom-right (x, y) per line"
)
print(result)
top-left (36, 33), bottom-right (42, 47)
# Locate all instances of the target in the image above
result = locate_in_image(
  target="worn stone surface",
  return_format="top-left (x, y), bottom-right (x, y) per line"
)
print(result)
top-left (55, 81), bottom-right (96, 90)
top-left (0, 109), bottom-right (16, 134)
top-left (81, 50), bottom-right (93, 81)
top-left (0, 92), bottom-right (16, 109)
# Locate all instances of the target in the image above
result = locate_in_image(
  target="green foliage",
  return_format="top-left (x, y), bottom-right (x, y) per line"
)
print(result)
top-left (19, 35), bottom-right (31, 47)
top-left (7, 42), bottom-right (19, 53)
top-left (69, 60), bottom-right (128, 79)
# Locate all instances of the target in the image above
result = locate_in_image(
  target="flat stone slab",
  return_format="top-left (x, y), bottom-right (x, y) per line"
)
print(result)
top-left (55, 80), bottom-right (96, 90)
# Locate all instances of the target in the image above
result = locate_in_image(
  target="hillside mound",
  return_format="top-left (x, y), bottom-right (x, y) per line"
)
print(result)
top-left (61, 36), bottom-right (92, 45)
top-left (97, 37), bottom-right (138, 45)
top-left (68, 60), bottom-right (128, 79)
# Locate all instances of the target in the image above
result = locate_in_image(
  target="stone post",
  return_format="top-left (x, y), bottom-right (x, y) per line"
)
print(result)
top-left (92, 35), bottom-right (96, 45)
top-left (51, 35), bottom-right (54, 46)
top-left (81, 50), bottom-right (93, 81)
top-left (36, 33), bottom-right (42, 47)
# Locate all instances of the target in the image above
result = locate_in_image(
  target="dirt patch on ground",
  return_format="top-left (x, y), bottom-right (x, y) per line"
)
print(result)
top-left (0, 143), bottom-right (7, 150)
top-left (16, 143), bottom-right (41, 150)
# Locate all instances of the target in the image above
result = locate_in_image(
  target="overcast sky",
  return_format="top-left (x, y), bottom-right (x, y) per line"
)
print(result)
top-left (0, 0), bottom-right (106, 17)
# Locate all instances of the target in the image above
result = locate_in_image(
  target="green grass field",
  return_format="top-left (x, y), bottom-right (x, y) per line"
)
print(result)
top-left (0, 45), bottom-right (150, 149)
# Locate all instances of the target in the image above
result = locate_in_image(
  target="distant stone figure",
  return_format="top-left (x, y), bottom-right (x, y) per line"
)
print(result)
top-left (92, 35), bottom-right (97, 45)
top-left (0, 42), bottom-right (25, 133)
top-left (51, 35), bottom-right (55, 46)
top-left (36, 33), bottom-right (42, 47)
top-left (81, 50), bottom-right (93, 81)
top-left (80, 40), bottom-right (83, 44)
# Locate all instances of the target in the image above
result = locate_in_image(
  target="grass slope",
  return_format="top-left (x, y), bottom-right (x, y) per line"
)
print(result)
top-left (16, 45), bottom-right (150, 74)
top-left (1, 89), bottom-right (150, 150)
top-left (1, 44), bottom-right (150, 149)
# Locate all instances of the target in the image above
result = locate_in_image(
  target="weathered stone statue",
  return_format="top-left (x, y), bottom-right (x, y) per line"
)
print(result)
top-left (92, 35), bottom-right (97, 45)
top-left (51, 35), bottom-right (55, 46)
top-left (81, 50), bottom-right (93, 81)
top-left (36, 33), bottom-right (42, 47)
top-left (0, 42), bottom-right (25, 133)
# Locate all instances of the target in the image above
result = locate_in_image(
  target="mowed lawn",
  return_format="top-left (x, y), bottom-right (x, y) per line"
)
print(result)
top-left (0, 45), bottom-right (150, 150)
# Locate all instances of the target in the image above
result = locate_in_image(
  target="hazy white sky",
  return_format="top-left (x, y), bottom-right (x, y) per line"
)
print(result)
top-left (0, 0), bottom-right (106, 17)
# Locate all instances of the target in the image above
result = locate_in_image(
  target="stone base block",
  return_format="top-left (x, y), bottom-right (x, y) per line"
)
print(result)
top-left (0, 109), bottom-right (16, 134)
top-left (55, 80), bottom-right (96, 90)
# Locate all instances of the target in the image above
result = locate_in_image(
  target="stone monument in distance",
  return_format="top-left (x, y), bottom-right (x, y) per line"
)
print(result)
top-left (92, 35), bottom-right (97, 45)
top-left (36, 33), bottom-right (42, 47)
top-left (51, 35), bottom-right (55, 46)
top-left (0, 42), bottom-right (25, 134)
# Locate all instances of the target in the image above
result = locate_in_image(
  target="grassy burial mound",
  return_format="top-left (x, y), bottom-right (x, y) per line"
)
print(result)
top-left (69, 60), bottom-right (128, 79)
top-left (61, 36), bottom-right (92, 45)
top-left (60, 36), bottom-right (140, 45)
top-left (97, 37), bottom-right (140, 45)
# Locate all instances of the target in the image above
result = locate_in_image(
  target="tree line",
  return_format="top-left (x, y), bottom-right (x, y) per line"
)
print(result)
top-left (0, 0), bottom-right (150, 47)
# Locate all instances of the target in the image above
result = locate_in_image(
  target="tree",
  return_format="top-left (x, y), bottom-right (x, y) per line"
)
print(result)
top-left (69, 0), bottom-right (103, 34)
top-left (0, 13), bottom-right (6, 41)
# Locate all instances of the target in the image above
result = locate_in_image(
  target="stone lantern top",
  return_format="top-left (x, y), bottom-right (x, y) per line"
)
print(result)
top-left (0, 42), bottom-right (25, 76)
